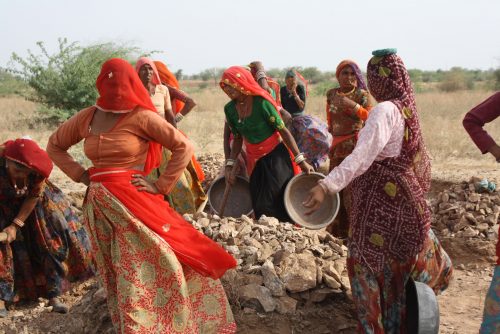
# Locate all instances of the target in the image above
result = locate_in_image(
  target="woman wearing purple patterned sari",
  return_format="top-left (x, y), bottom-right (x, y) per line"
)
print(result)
top-left (304, 49), bottom-right (452, 333)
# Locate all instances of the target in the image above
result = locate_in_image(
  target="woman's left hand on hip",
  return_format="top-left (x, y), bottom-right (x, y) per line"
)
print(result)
top-left (131, 174), bottom-right (160, 194)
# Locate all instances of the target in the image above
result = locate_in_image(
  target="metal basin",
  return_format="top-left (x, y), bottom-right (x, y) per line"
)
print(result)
top-left (208, 176), bottom-right (253, 217)
top-left (406, 278), bottom-right (440, 334)
top-left (284, 172), bottom-right (340, 230)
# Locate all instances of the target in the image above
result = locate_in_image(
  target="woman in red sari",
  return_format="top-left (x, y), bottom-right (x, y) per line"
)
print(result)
top-left (47, 58), bottom-right (236, 334)
top-left (221, 66), bottom-right (313, 222)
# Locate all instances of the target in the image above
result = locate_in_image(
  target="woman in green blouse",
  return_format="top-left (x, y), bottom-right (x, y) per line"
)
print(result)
top-left (220, 66), bottom-right (313, 221)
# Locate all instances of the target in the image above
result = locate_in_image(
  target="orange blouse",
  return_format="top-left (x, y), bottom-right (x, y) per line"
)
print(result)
top-left (46, 106), bottom-right (193, 194)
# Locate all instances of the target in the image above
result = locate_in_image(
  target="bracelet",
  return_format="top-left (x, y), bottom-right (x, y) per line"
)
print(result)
top-left (225, 159), bottom-right (235, 167)
top-left (12, 218), bottom-right (24, 228)
top-left (353, 103), bottom-right (361, 112)
top-left (294, 153), bottom-right (306, 164)
top-left (174, 113), bottom-right (184, 123)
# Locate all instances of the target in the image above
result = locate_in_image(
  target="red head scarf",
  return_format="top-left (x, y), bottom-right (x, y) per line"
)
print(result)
top-left (95, 58), bottom-right (156, 113)
top-left (96, 58), bottom-right (161, 173)
top-left (154, 61), bottom-right (179, 88)
top-left (336, 60), bottom-right (367, 90)
top-left (2, 138), bottom-right (53, 178)
top-left (220, 66), bottom-right (279, 111)
top-left (154, 60), bottom-right (185, 114)
top-left (135, 57), bottom-right (161, 86)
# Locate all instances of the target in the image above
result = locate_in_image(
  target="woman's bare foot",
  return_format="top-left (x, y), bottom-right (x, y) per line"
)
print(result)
top-left (49, 297), bottom-right (69, 314)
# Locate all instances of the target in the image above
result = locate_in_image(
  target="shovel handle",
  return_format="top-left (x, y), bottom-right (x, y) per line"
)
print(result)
top-left (219, 163), bottom-right (239, 217)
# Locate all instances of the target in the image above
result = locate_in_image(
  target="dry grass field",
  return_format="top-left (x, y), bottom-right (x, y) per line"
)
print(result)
top-left (1, 88), bottom-right (499, 173)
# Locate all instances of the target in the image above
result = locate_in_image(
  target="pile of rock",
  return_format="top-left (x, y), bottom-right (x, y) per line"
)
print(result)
top-left (197, 153), bottom-right (224, 191)
top-left (432, 177), bottom-right (500, 239)
top-left (183, 213), bottom-right (349, 314)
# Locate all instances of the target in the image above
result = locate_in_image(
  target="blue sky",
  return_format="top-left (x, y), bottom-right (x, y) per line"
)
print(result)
top-left (1, 0), bottom-right (499, 74)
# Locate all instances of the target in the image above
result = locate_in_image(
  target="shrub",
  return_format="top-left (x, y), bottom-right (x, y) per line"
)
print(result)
top-left (9, 38), bottom-right (144, 122)
top-left (0, 69), bottom-right (29, 97)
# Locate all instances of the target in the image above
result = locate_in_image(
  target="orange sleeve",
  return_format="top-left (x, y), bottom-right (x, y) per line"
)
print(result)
top-left (46, 107), bottom-right (94, 182)
top-left (139, 112), bottom-right (194, 194)
top-left (357, 106), bottom-right (370, 121)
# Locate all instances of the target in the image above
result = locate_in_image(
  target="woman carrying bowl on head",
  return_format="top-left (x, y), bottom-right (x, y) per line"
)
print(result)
top-left (0, 138), bottom-right (93, 317)
top-left (221, 66), bottom-right (314, 222)
top-left (47, 58), bottom-right (237, 333)
top-left (304, 49), bottom-right (453, 333)
top-left (325, 60), bottom-right (375, 238)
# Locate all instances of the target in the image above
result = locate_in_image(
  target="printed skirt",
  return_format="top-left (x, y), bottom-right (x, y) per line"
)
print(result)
top-left (0, 181), bottom-right (93, 302)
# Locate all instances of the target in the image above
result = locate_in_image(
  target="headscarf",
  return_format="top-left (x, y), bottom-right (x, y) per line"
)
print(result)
top-left (336, 60), bottom-right (367, 90)
top-left (96, 58), bottom-right (161, 174)
top-left (366, 49), bottom-right (430, 191)
top-left (154, 60), bottom-right (185, 114)
top-left (2, 138), bottom-right (53, 178)
top-left (135, 57), bottom-right (161, 85)
top-left (95, 58), bottom-right (156, 113)
top-left (220, 66), bottom-right (280, 111)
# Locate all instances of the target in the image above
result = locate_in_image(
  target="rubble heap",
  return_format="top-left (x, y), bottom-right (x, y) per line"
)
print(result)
top-left (184, 212), bottom-right (349, 314)
top-left (196, 153), bottom-right (224, 191)
top-left (432, 177), bottom-right (500, 239)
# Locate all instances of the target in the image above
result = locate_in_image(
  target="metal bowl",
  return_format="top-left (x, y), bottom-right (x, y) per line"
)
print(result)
top-left (406, 278), bottom-right (440, 334)
top-left (284, 172), bottom-right (340, 230)
top-left (208, 176), bottom-right (253, 217)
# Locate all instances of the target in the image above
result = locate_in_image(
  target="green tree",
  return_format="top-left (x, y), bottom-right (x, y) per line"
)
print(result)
top-left (9, 38), bottom-right (144, 122)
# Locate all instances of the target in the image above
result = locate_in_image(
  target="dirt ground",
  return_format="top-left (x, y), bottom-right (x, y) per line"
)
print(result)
top-left (0, 164), bottom-right (498, 333)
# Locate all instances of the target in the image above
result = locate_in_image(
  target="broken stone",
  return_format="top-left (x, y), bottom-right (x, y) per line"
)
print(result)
top-left (239, 284), bottom-right (276, 312)
top-left (279, 253), bottom-right (317, 293)
top-left (261, 260), bottom-right (286, 297)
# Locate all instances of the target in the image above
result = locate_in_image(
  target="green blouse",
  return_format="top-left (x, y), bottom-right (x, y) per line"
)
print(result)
top-left (224, 96), bottom-right (285, 144)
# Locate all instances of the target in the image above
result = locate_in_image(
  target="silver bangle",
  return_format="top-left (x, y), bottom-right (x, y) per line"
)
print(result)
top-left (225, 159), bottom-right (235, 167)
top-left (294, 153), bottom-right (306, 164)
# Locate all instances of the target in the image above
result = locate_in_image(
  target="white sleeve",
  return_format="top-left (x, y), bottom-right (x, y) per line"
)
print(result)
top-left (319, 102), bottom-right (400, 194)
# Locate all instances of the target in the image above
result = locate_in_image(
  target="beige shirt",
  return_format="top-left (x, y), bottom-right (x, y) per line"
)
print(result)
top-left (151, 84), bottom-right (172, 117)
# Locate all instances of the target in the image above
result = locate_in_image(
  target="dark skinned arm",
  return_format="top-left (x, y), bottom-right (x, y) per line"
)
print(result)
top-left (177, 97), bottom-right (196, 117)
top-left (278, 127), bottom-right (314, 173)
top-left (225, 136), bottom-right (243, 186)
top-left (2, 196), bottom-right (38, 243)
top-left (223, 123), bottom-right (232, 160)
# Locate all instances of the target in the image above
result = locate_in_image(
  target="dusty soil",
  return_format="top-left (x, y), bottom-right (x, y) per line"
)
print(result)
top-left (0, 163), bottom-right (497, 334)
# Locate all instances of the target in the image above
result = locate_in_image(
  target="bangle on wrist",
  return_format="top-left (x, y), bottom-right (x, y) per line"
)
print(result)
top-left (353, 103), bottom-right (361, 112)
top-left (12, 218), bottom-right (24, 228)
top-left (225, 159), bottom-right (235, 167)
top-left (174, 113), bottom-right (184, 122)
top-left (294, 153), bottom-right (306, 164)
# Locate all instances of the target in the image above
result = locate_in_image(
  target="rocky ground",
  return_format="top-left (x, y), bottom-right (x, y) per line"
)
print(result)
top-left (0, 154), bottom-right (498, 334)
